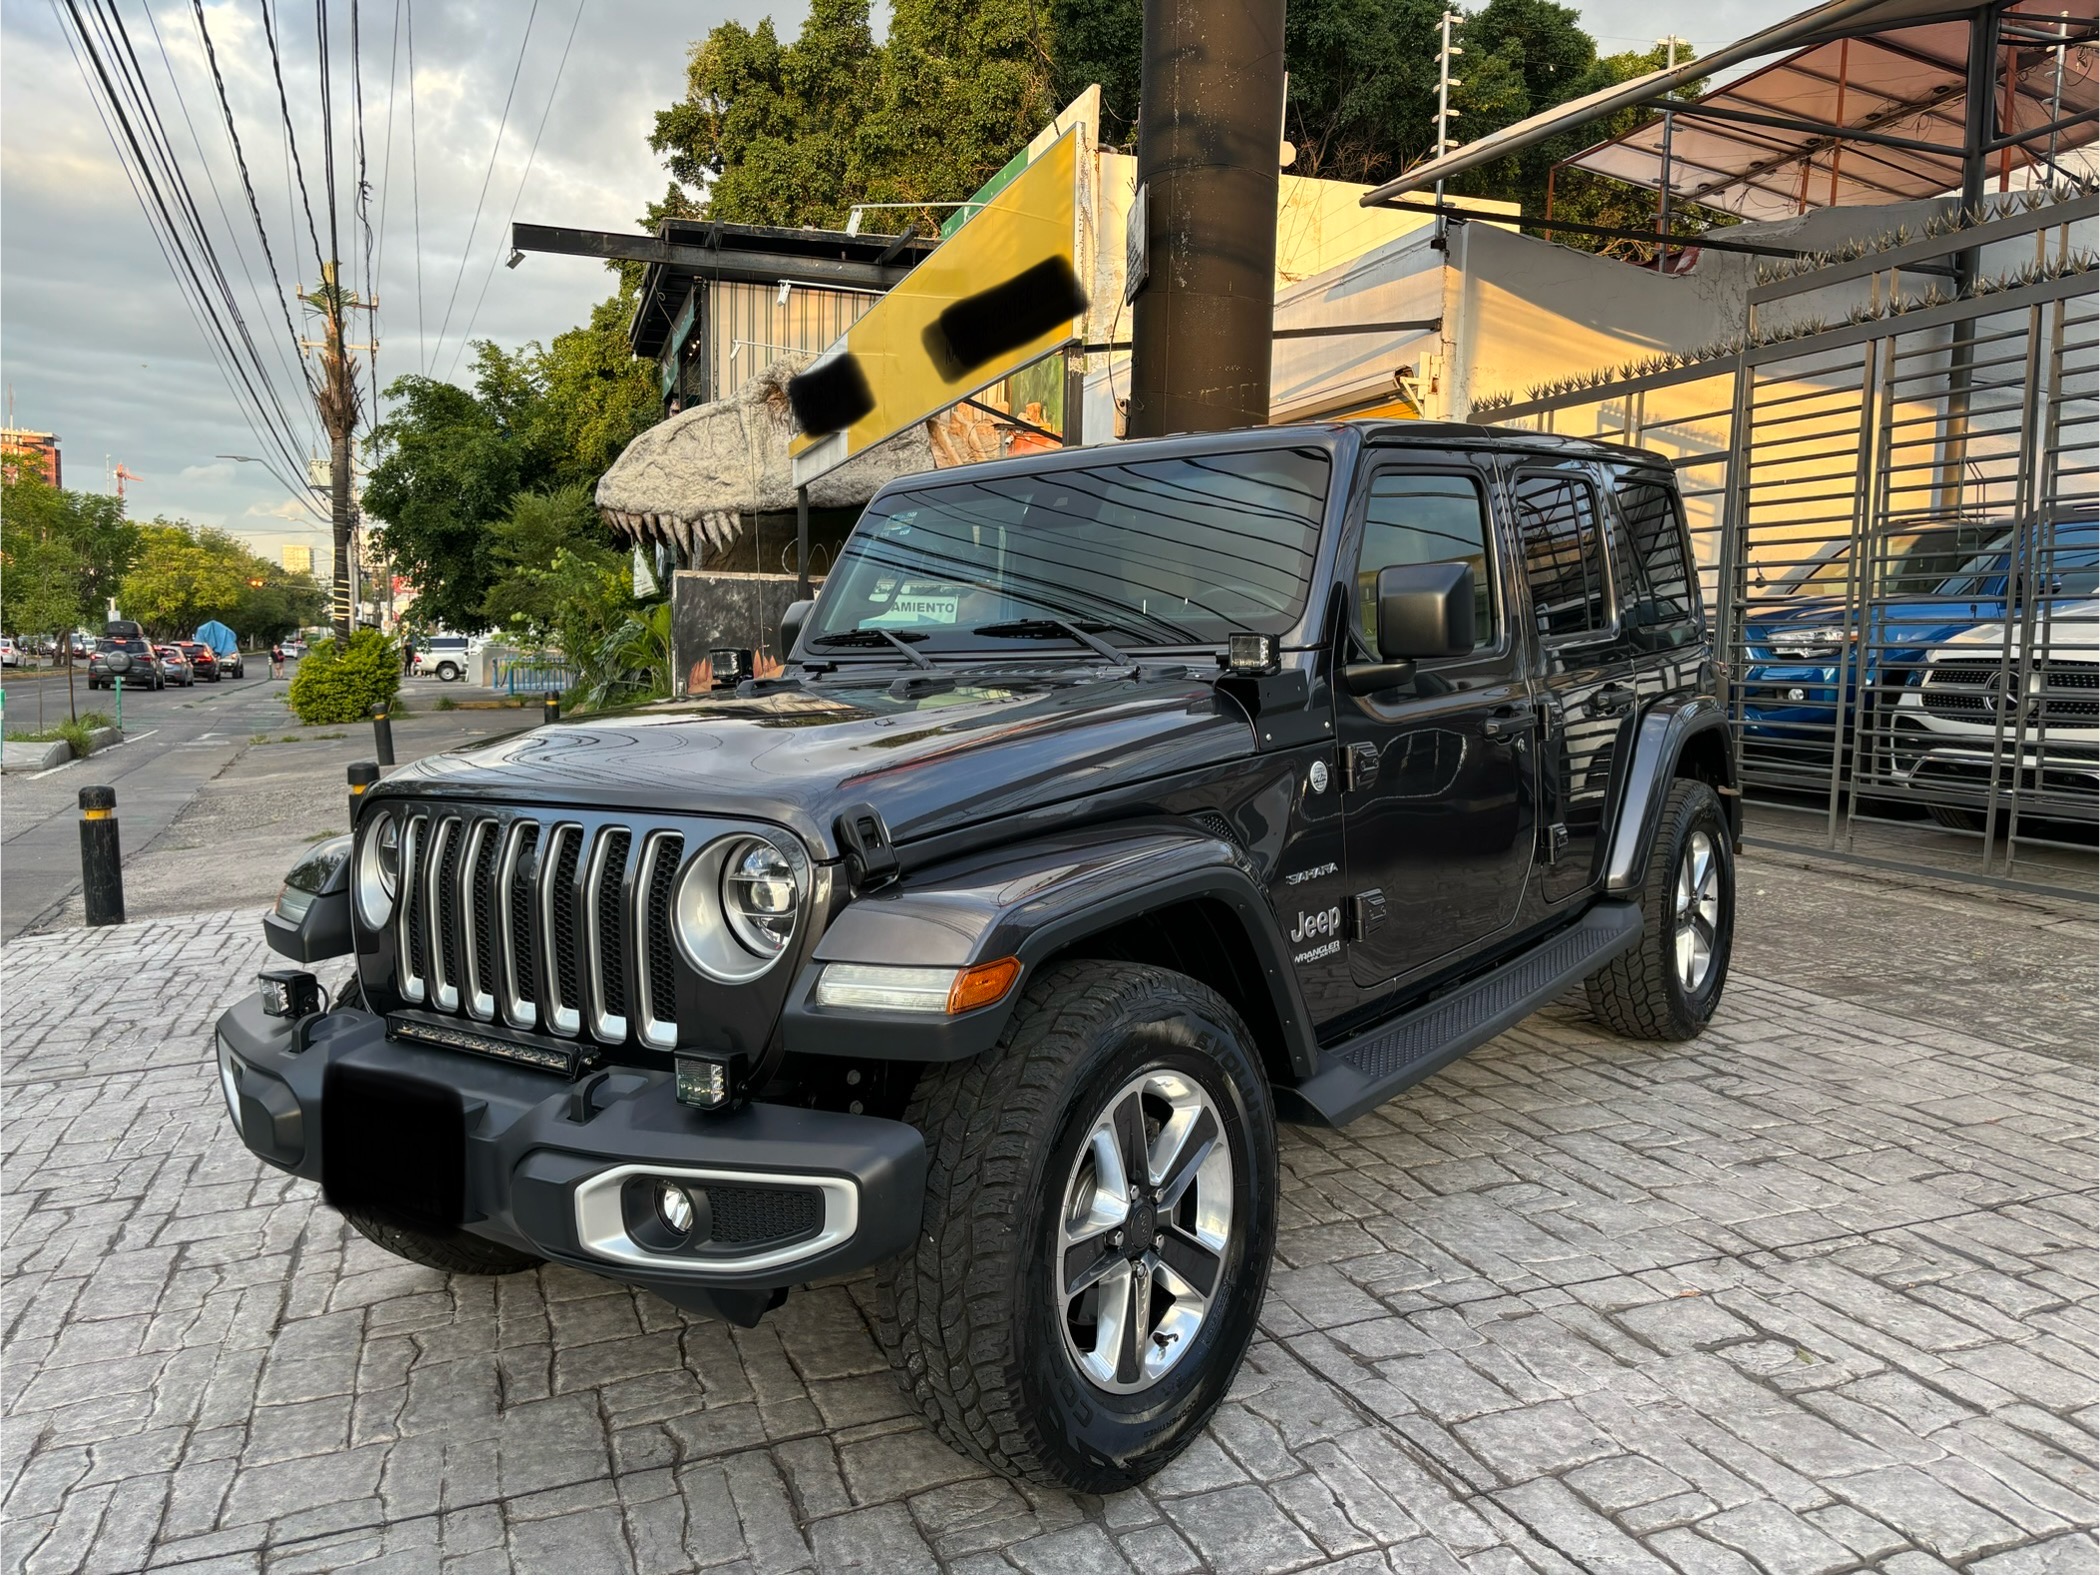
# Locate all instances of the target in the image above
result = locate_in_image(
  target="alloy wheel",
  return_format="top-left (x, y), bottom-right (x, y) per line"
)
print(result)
top-left (1674, 829), bottom-right (1721, 992)
top-left (1057, 1067), bottom-right (1234, 1395)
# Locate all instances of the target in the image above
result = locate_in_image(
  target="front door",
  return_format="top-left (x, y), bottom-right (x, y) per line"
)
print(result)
top-left (1506, 461), bottom-right (1640, 907)
top-left (1336, 457), bottom-right (1537, 991)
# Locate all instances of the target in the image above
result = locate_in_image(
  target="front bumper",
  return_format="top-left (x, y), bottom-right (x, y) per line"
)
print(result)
top-left (215, 992), bottom-right (927, 1320)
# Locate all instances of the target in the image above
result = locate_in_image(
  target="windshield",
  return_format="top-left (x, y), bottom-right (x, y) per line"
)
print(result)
top-left (804, 446), bottom-right (1333, 654)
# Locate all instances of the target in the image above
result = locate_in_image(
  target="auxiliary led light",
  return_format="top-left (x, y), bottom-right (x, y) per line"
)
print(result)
top-left (258, 968), bottom-right (322, 1019)
top-left (675, 1054), bottom-right (733, 1110)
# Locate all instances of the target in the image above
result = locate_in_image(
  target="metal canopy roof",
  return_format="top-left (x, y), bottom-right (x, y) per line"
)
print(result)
top-left (1565, 3), bottom-right (2097, 219)
top-left (1360, 0), bottom-right (2096, 212)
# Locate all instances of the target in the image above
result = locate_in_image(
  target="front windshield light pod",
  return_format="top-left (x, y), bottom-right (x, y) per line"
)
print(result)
top-left (675, 834), bottom-right (805, 982)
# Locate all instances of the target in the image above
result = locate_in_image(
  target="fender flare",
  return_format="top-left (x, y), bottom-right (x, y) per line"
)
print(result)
top-left (780, 820), bottom-right (1318, 1075)
top-left (1602, 696), bottom-right (1740, 894)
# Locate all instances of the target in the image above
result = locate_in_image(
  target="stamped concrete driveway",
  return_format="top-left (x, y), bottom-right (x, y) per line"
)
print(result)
top-left (1, 859), bottom-right (2093, 1573)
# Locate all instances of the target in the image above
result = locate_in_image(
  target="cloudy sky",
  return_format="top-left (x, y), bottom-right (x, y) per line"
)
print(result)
top-left (0, 0), bottom-right (1801, 569)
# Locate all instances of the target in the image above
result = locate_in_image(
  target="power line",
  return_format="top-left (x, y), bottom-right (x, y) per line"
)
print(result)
top-left (259, 0), bottom-right (327, 274)
top-left (352, 0), bottom-right (379, 420)
top-left (372, 0), bottom-right (405, 418)
top-left (446, 0), bottom-right (583, 381)
top-left (406, 0), bottom-right (425, 374)
top-left (431, 0), bottom-right (540, 375)
top-left (56, 0), bottom-right (322, 515)
top-left (140, 0), bottom-right (316, 425)
top-left (315, 0), bottom-right (343, 281)
top-left (75, 0), bottom-right (317, 481)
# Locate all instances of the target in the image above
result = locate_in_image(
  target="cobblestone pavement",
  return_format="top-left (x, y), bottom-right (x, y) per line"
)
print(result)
top-left (3, 868), bottom-right (2095, 1573)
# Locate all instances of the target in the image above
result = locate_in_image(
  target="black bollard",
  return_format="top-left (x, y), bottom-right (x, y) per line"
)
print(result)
top-left (370, 701), bottom-right (395, 766)
top-left (79, 785), bottom-right (125, 927)
top-left (348, 759), bottom-right (379, 817)
top-left (543, 691), bottom-right (559, 726)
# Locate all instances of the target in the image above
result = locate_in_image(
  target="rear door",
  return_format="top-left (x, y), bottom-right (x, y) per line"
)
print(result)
top-left (1336, 453), bottom-right (1537, 990)
top-left (1505, 461), bottom-right (1638, 907)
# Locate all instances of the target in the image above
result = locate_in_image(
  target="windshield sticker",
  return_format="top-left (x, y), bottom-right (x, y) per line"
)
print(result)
top-left (878, 592), bottom-right (959, 625)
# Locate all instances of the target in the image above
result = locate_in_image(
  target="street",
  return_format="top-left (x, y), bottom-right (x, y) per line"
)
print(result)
top-left (1, 670), bottom-right (523, 941)
top-left (1, 775), bottom-right (2093, 1571)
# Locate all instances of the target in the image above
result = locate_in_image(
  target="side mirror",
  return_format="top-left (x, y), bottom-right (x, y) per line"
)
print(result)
top-left (779, 599), bottom-right (815, 661)
top-left (1376, 561), bottom-right (1476, 661)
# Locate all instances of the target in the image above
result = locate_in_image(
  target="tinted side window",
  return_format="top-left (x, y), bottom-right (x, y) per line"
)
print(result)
top-left (1610, 475), bottom-right (1701, 649)
top-left (1355, 473), bottom-right (1496, 650)
top-left (1512, 472), bottom-right (1610, 638)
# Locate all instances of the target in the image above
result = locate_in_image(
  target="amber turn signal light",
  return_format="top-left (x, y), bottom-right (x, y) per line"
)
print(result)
top-left (947, 957), bottom-right (1022, 1015)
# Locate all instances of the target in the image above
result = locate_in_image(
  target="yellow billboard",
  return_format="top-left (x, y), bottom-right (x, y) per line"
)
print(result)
top-left (790, 130), bottom-right (1084, 485)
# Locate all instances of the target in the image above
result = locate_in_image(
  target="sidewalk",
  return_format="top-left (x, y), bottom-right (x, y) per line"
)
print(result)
top-left (1, 833), bottom-right (2093, 1571)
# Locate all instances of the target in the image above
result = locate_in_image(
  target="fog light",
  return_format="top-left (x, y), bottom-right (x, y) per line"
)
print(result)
top-left (259, 968), bottom-right (321, 1019)
top-left (656, 1183), bottom-right (696, 1236)
top-left (1785, 686), bottom-right (1807, 702)
top-left (675, 1053), bottom-right (732, 1110)
top-left (1226, 632), bottom-right (1278, 674)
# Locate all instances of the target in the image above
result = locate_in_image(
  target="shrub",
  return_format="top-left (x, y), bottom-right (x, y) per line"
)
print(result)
top-left (287, 629), bottom-right (400, 724)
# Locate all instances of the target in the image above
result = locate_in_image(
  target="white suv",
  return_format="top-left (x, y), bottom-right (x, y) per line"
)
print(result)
top-left (0, 636), bottom-right (19, 668)
top-left (1889, 602), bottom-right (2099, 830)
top-left (412, 634), bottom-right (475, 682)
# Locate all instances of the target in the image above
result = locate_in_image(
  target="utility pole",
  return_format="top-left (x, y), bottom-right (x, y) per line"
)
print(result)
top-left (1434, 12), bottom-right (1464, 247)
top-left (299, 262), bottom-right (375, 639)
top-left (1125, 0), bottom-right (1288, 439)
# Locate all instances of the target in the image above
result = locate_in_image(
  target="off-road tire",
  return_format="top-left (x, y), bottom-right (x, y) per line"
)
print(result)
top-left (877, 960), bottom-right (1278, 1492)
top-left (1928, 803), bottom-right (1988, 833)
top-left (1586, 779), bottom-right (1734, 1040)
top-left (436, 661), bottom-right (461, 682)
top-left (339, 1206), bottom-right (543, 1275)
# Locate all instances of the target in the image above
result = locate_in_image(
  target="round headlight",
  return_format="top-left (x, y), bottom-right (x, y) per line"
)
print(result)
top-left (674, 834), bottom-right (804, 982)
top-left (723, 839), bottom-right (798, 959)
top-left (355, 812), bottom-right (399, 928)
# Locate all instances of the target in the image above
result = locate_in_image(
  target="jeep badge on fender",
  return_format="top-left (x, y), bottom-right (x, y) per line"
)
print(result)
top-left (215, 421), bottom-right (1738, 1493)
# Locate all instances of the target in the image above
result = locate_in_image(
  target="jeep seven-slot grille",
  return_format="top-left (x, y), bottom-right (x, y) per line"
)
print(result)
top-left (391, 812), bottom-right (691, 1050)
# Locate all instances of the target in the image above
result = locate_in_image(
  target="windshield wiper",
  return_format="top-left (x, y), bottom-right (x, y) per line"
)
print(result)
top-left (811, 628), bottom-right (934, 668)
top-left (973, 618), bottom-right (1133, 667)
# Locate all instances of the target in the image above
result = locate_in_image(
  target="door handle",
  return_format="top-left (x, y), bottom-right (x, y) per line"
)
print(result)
top-left (1482, 707), bottom-right (1535, 739)
top-left (1585, 685), bottom-right (1634, 718)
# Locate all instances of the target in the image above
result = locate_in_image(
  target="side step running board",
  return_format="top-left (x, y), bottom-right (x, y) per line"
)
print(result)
top-left (1274, 901), bottom-right (1644, 1128)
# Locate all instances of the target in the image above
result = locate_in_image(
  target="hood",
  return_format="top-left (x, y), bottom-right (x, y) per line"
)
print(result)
top-left (1934, 601), bottom-right (2100, 658)
top-left (1747, 589), bottom-right (2010, 642)
top-left (379, 668), bottom-right (1257, 856)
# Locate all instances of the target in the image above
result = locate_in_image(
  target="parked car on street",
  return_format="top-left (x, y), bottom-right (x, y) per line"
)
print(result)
top-left (1888, 601), bottom-right (2100, 831)
top-left (174, 642), bottom-right (221, 682)
top-left (219, 648), bottom-right (246, 678)
top-left (0, 636), bottom-right (19, 667)
top-left (153, 645), bottom-right (196, 687)
top-left (412, 633), bottom-right (475, 681)
top-left (87, 637), bottom-right (156, 690)
top-left (217, 422), bottom-right (1740, 1493)
top-left (1740, 516), bottom-right (2100, 754)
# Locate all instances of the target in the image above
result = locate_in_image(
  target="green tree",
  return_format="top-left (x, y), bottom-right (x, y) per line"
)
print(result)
top-left (0, 520), bottom-right (84, 643)
top-left (647, 0), bottom-right (1054, 230)
top-left (119, 522), bottom-right (263, 638)
top-left (236, 564), bottom-right (329, 644)
top-left (481, 483), bottom-right (621, 636)
top-left (363, 300), bottom-right (653, 631)
top-left (0, 454), bottom-right (139, 631)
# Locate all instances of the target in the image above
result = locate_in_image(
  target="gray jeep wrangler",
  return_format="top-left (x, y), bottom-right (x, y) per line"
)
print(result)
top-left (218, 421), bottom-right (1737, 1491)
